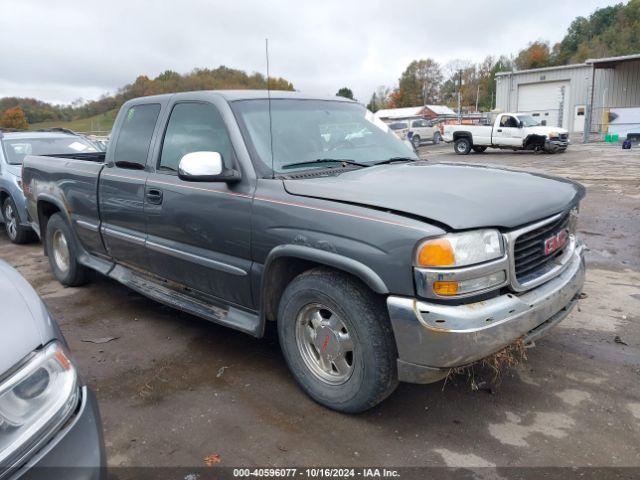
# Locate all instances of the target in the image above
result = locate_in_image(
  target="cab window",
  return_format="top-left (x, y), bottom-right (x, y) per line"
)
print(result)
top-left (500, 116), bottom-right (519, 128)
top-left (159, 102), bottom-right (233, 173)
top-left (114, 104), bottom-right (161, 167)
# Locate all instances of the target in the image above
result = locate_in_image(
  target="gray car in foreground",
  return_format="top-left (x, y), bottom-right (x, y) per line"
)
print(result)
top-left (22, 90), bottom-right (585, 412)
top-left (0, 260), bottom-right (104, 479)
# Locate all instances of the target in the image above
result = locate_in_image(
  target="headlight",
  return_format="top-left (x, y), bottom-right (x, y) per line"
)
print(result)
top-left (0, 342), bottom-right (79, 467)
top-left (416, 229), bottom-right (503, 268)
top-left (547, 132), bottom-right (559, 139)
top-left (415, 230), bottom-right (508, 298)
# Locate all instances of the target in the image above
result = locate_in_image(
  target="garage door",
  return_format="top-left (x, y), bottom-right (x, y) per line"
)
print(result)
top-left (517, 81), bottom-right (570, 128)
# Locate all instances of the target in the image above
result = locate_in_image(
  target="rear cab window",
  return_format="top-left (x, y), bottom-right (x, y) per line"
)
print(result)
top-left (114, 104), bottom-right (161, 168)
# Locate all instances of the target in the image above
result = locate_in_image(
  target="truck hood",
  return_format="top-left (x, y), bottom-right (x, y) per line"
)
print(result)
top-left (283, 163), bottom-right (584, 230)
top-left (527, 126), bottom-right (569, 136)
top-left (0, 261), bottom-right (54, 374)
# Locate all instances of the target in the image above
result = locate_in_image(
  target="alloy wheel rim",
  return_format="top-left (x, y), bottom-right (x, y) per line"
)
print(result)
top-left (52, 230), bottom-right (70, 273)
top-left (5, 204), bottom-right (17, 240)
top-left (456, 141), bottom-right (466, 152)
top-left (295, 303), bottom-right (355, 385)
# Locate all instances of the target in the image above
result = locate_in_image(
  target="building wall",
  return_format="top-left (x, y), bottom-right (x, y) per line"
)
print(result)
top-left (592, 59), bottom-right (640, 109)
top-left (495, 64), bottom-right (592, 132)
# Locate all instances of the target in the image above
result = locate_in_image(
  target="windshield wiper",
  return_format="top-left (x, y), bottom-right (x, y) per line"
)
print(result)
top-left (281, 158), bottom-right (369, 170)
top-left (370, 157), bottom-right (418, 166)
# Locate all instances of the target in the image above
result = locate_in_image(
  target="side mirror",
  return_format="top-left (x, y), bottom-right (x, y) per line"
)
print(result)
top-left (519, 121), bottom-right (524, 128)
top-left (540, 120), bottom-right (547, 126)
top-left (178, 151), bottom-right (240, 183)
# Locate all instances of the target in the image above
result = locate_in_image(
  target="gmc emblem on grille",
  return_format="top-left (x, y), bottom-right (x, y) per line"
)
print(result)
top-left (544, 229), bottom-right (569, 255)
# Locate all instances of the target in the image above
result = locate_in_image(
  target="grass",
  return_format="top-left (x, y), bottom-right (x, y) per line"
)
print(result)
top-left (29, 109), bottom-right (118, 134)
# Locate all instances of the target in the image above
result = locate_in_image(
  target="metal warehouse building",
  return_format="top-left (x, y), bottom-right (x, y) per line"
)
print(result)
top-left (495, 54), bottom-right (640, 141)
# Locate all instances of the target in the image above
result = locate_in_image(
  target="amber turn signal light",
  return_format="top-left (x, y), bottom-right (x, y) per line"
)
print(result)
top-left (417, 239), bottom-right (455, 267)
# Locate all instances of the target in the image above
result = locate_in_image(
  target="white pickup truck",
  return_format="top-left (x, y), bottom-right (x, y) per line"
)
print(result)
top-left (443, 113), bottom-right (569, 155)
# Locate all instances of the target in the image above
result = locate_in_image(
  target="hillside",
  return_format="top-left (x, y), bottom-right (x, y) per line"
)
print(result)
top-left (30, 109), bottom-right (118, 133)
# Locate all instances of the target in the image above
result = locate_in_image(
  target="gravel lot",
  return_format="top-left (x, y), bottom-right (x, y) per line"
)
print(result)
top-left (1, 142), bottom-right (639, 470)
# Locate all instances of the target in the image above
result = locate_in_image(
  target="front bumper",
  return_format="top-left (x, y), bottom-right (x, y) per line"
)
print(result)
top-left (388, 244), bottom-right (585, 384)
top-left (9, 387), bottom-right (105, 480)
top-left (545, 139), bottom-right (569, 151)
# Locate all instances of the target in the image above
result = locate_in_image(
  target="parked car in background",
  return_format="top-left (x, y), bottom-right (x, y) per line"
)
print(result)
top-left (387, 120), bottom-right (410, 141)
top-left (0, 131), bottom-right (99, 244)
top-left (407, 118), bottom-right (442, 148)
top-left (22, 91), bottom-right (585, 413)
top-left (0, 259), bottom-right (105, 478)
top-left (443, 112), bottom-right (569, 154)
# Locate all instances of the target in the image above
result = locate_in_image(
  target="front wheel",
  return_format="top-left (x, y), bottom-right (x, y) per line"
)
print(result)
top-left (277, 268), bottom-right (398, 413)
top-left (3, 197), bottom-right (32, 244)
top-left (45, 213), bottom-right (89, 287)
top-left (454, 137), bottom-right (472, 155)
top-left (411, 135), bottom-right (421, 149)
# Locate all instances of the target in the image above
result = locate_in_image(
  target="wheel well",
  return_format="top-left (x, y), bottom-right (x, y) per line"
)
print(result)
top-left (0, 191), bottom-right (8, 212)
top-left (453, 132), bottom-right (472, 143)
top-left (261, 256), bottom-right (375, 323)
top-left (524, 134), bottom-right (546, 148)
top-left (37, 200), bottom-right (61, 246)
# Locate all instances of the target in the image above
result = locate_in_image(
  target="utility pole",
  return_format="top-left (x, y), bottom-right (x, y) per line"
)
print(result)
top-left (457, 70), bottom-right (462, 122)
top-left (475, 84), bottom-right (480, 112)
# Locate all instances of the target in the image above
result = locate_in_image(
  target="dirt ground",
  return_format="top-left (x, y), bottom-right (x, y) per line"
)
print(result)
top-left (1, 143), bottom-right (639, 470)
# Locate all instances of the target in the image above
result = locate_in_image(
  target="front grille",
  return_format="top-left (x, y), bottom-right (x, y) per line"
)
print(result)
top-left (513, 211), bottom-right (571, 282)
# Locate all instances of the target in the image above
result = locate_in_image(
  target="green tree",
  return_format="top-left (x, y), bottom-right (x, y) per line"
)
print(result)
top-left (397, 59), bottom-right (442, 107)
top-left (0, 106), bottom-right (29, 130)
top-left (336, 87), bottom-right (355, 100)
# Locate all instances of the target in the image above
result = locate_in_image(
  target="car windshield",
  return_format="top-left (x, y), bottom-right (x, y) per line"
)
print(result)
top-left (231, 99), bottom-right (417, 174)
top-left (517, 115), bottom-right (540, 127)
top-left (2, 136), bottom-right (98, 165)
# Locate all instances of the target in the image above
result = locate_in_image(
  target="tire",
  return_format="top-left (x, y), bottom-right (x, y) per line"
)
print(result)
top-left (277, 268), bottom-right (398, 413)
top-left (411, 135), bottom-right (421, 149)
top-left (472, 146), bottom-right (487, 153)
top-left (3, 197), bottom-right (32, 244)
top-left (454, 137), bottom-right (472, 155)
top-left (433, 132), bottom-right (442, 144)
top-left (45, 213), bottom-right (89, 287)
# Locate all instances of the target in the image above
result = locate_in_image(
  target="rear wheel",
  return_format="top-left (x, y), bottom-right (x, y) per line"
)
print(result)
top-left (277, 268), bottom-right (398, 413)
top-left (3, 197), bottom-right (32, 244)
top-left (411, 135), bottom-right (421, 149)
top-left (45, 213), bottom-right (89, 287)
top-left (472, 146), bottom-right (487, 153)
top-left (454, 137), bottom-right (472, 155)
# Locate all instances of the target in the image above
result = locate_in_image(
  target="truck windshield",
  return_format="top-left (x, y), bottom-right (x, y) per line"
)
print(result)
top-left (517, 115), bottom-right (540, 127)
top-left (2, 136), bottom-right (98, 165)
top-left (231, 99), bottom-right (417, 175)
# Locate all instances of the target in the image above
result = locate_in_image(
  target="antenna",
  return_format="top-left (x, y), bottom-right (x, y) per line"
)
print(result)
top-left (266, 38), bottom-right (275, 179)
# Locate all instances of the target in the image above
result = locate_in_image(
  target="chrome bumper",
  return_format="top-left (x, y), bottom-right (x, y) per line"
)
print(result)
top-left (388, 244), bottom-right (585, 384)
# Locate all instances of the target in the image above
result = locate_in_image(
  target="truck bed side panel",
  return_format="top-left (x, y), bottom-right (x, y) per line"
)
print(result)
top-left (23, 155), bottom-right (107, 256)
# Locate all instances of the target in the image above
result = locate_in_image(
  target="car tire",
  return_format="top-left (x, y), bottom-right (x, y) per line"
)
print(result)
top-left (433, 132), bottom-right (442, 144)
top-left (277, 268), bottom-right (398, 413)
top-left (412, 135), bottom-right (421, 149)
top-left (45, 213), bottom-right (89, 287)
top-left (3, 197), bottom-right (32, 244)
top-left (472, 146), bottom-right (487, 153)
top-left (454, 137), bottom-right (472, 155)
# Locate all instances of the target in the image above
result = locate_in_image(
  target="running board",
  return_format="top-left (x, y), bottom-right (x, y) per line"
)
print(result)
top-left (108, 264), bottom-right (261, 336)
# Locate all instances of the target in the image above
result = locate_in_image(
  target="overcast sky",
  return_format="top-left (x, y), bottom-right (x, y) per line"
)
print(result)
top-left (0, 0), bottom-right (621, 105)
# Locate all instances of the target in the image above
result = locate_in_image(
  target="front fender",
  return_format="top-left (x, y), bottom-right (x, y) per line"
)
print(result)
top-left (264, 244), bottom-right (389, 294)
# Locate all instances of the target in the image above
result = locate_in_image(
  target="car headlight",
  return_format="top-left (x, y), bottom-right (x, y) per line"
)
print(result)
top-left (0, 342), bottom-right (79, 467)
top-left (547, 132), bottom-right (559, 139)
top-left (416, 229), bottom-right (503, 268)
top-left (415, 230), bottom-right (508, 298)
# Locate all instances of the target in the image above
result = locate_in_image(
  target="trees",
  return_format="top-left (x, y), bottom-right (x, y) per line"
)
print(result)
top-left (0, 107), bottom-right (29, 130)
top-left (396, 59), bottom-right (442, 107)
top-left (336, 87), bottom-right (355, 100)
top-left (366, 86), bottom-right (392, 112)
top-left (514, 41), bottom-right (552, 70)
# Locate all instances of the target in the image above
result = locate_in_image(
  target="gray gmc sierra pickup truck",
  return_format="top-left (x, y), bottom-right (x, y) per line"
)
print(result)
top-left (21, 91), bottom-right (586, 412)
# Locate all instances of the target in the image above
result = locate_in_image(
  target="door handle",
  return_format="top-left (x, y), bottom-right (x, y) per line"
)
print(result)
top-left (146, 189), bottom-right (163, 205)
top-left (497, 128), bottom-right (503, 132)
